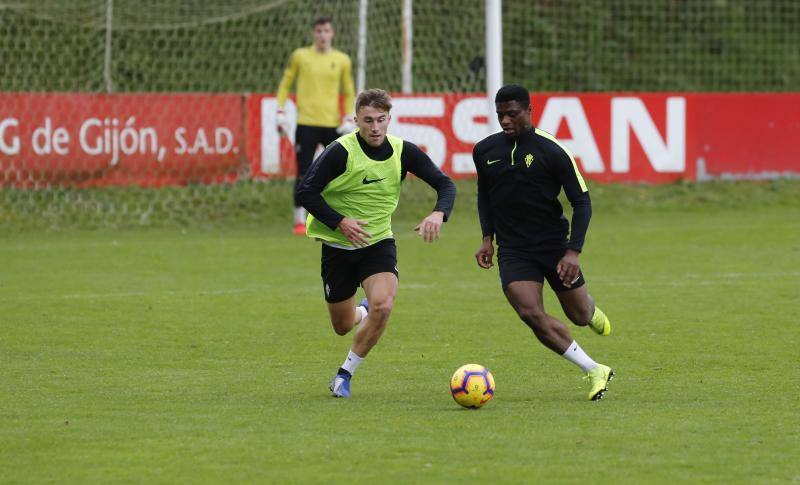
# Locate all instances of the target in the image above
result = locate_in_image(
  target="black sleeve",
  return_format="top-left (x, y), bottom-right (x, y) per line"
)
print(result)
top-left (548, 144), bottom-right (592, 252)
top-left (296, 142), bottom-right (348, 230)
top-left (567, 193), bottom-right (592, 252)
top-left (401, 141), bottom-right (456, 221)
top-left (472, 142), bottom-right (494, 238)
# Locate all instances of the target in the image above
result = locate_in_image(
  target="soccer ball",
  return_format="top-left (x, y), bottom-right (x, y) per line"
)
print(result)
top-left (450, 364), bottom-right (495, 409)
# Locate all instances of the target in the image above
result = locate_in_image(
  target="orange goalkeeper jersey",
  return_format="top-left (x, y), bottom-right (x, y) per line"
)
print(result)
top-left (276, 46), bottom-right (355, 128)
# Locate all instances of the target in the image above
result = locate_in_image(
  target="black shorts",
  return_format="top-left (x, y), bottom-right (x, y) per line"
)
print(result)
top-left (295, 125), bottom-right (339, 174)
top-left (497, 247), bottom-right (585, 292)
top-left (294, 125), bottom-right (339, 206)
top-left (321, 238), bottom-right (399, 303)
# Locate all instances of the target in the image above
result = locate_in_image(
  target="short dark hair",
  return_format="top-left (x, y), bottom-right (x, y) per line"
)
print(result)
top-left (312, 16), bottom-right (333, 28)
top-left (495, 84), bottom-right (530, 108)
top-left (355, 89), bottom-right (392, 113)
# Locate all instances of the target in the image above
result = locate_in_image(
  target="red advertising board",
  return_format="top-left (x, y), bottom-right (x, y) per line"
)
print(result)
top-left (692, 94), bottom-right (800, 179)
top-left (0, 93), bottom-right (243, 187)
top-left (248, 93), bottom-right (483, 179)
top-left (1, 92), bottom-right (798, 187)
top-left (249, 92), bottom-right (800, 183)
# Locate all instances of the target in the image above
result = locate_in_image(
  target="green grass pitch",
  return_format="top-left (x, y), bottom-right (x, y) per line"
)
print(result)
top-left (1, 182), bottom-right (799, 483)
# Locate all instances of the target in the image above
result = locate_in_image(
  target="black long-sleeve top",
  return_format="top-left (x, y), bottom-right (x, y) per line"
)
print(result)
top-left (297, 133), bottom-right (456, 230)
top-left (472, 127), bottom-right (592, 252)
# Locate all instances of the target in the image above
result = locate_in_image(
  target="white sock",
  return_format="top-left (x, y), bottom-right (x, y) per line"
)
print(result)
top-left (293, 207), bottom-right (307, 224)
top-left (561, 340), bottom-right (599, 373)
top-left (341, 350), bottom-right (364, 375)
top-left (355, 305), bottom-right (367, 326)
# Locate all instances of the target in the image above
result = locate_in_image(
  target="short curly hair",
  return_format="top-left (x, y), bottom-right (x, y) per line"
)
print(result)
top-left (355, 89), bottom-right (393, 113)
top-left (495, 84), bottom-right (530, 108)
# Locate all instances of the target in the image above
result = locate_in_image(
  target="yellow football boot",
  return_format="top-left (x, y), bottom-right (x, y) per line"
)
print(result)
top-left (585, 364), bottom-right (615, 401)
top-left (589, 307), bottom-right (612, 336)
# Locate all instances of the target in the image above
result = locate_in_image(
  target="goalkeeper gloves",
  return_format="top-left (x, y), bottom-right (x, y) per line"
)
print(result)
top-left (336, 115), bottom-right (356, 135)
top-left (276, 108), bottom-right (291, 136)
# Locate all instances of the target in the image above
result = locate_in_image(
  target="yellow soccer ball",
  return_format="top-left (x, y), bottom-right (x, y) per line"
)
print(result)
top-left (450, 364), bottom-right (495, 409)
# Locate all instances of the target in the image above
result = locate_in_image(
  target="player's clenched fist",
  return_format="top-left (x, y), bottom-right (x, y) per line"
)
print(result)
top-left (475, 237), bottom-right (494, 269)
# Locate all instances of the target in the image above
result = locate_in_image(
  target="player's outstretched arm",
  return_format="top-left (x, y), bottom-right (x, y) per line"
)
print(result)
top-left (401, 141), bottom-right (456, 229)
top-left (414, 211), bottom-right (444, 243)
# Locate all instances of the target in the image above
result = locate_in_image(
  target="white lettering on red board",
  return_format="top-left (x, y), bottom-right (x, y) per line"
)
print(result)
top-left (611, 97), bottom-right (685, 173)
top-left (537, 98), bottom-right (605, 173)
top-left (0, 118), bottom-right (20, 155)
top-left (390, 97), bottom-right (446, 168)
top-left (259, 95), bottom-right (687, 175)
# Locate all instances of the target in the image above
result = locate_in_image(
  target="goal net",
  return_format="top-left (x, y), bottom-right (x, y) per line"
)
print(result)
top-left (1, 0), bottom-right (796, 229)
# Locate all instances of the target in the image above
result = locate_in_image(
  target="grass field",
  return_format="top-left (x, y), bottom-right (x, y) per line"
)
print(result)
top-left (2, 182), bottom-right (799, 483)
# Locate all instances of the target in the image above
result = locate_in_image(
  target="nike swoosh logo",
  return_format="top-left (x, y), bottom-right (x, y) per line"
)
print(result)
top-left (362, 176), bottom-right (386, 184)
top-left (486, 159), bottom-right (501, 165)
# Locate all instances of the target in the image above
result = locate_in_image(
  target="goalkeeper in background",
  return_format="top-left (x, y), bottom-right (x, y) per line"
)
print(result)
top-left (276, 16), bottom-right (356, 235)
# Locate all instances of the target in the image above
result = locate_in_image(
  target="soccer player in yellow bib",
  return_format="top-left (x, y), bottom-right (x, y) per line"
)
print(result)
top-left (276, 16), bottom-right (356, 236)
top-left (298, 89), bottom-right (456, 399)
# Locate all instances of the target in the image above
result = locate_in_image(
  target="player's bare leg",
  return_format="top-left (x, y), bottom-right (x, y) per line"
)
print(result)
top-left (352, 272), bottom-right (398, 358)
top-left (556, 285), bottom-right (593, 326)
top-left (327, 295), bottom-right (367, 336)
top-left (329, 272), bottom-right (396, 399)
top-left (505, 280), bottom-right (613, 400)
top-left (504, 281), bottom-right (573, 353)
top-left (556, 285), bottom-right (611, 336)
top-left (328, 292), bottom-right (370, 398)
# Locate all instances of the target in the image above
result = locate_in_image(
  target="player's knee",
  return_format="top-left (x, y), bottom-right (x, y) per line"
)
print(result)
top-left (368, 296), bottom-right (394, 322)
top-left (330, 316), bottom-right (352, 336)
top-left (566, 306), bottom-right (593, 326)
top-left (517, 307), bottom-right (547, 327)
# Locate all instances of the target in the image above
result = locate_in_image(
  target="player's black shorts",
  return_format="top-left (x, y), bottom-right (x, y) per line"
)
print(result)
top-left (321, 238), bottom-right (399, 303)
top-left (497, 247), bottom-right (585, 292)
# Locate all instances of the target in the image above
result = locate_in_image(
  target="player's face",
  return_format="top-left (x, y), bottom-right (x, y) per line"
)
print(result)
top-left (355, 106), bottom-right (391, 147)
top-left (312, 23), bottom-right (334, 50)
top-left (496, 100), bottom-right (532, 138)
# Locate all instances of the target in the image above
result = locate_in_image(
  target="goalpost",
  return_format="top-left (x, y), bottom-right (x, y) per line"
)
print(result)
top-left (363, 0), bottom-right (503, 129)
top-left (484, 0), bottom-right (503, 132)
